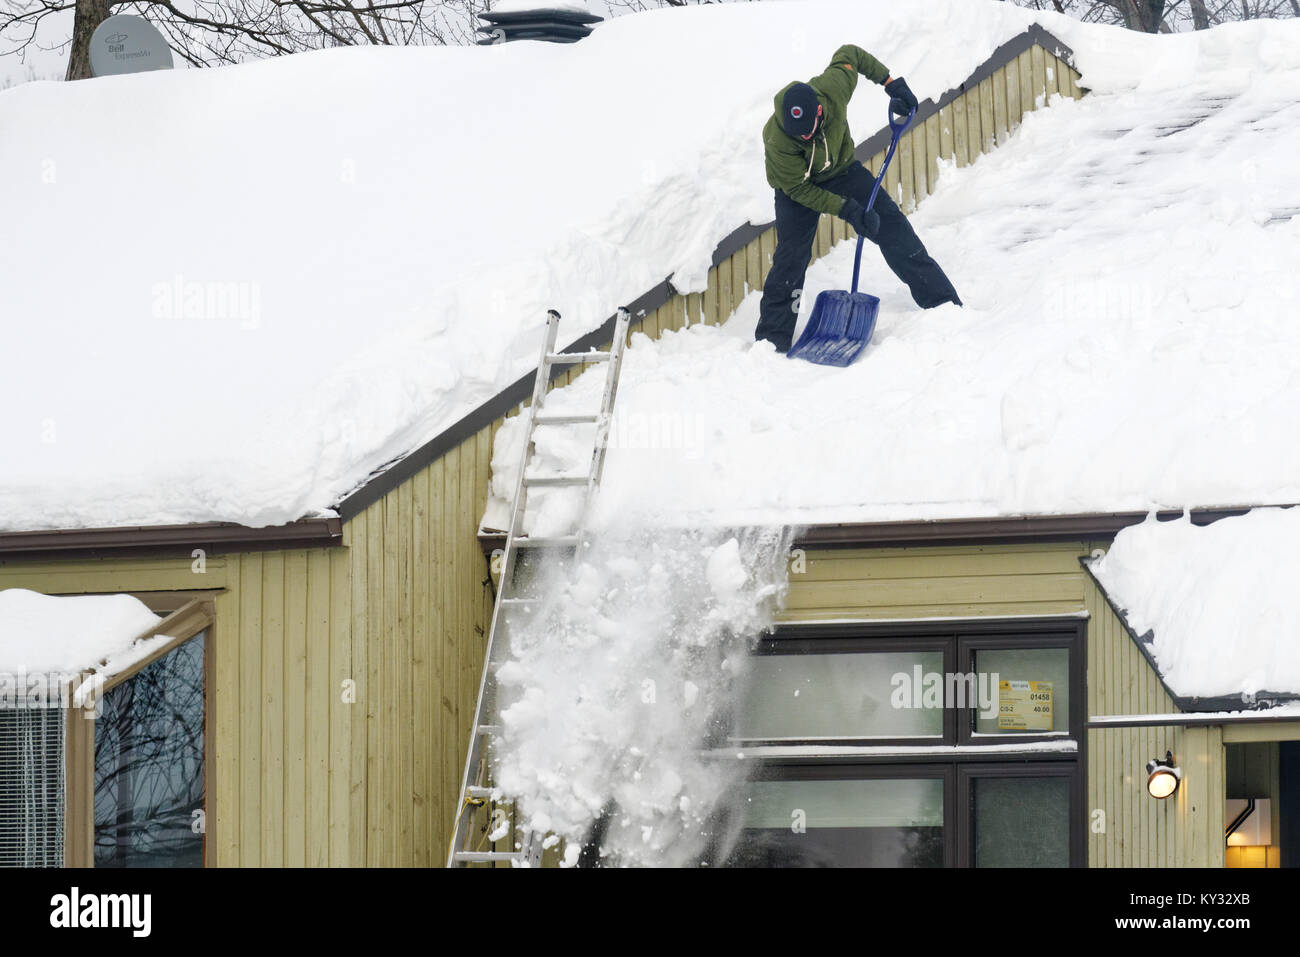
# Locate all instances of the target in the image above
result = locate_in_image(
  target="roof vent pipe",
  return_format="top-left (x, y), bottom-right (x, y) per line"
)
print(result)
top-left (476, 4), bottom-right (604, 45)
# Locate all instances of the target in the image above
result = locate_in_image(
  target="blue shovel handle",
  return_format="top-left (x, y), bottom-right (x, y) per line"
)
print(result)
top-left (852, 105), bottom-right (916, 294)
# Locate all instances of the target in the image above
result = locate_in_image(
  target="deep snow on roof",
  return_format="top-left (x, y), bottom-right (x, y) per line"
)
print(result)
top-left (0, 0), bottom-right (1077, 533)
top-left (485, 16), bottom-right (1300, 533)
top-left (1090, 509), bottom-right (1300, 701)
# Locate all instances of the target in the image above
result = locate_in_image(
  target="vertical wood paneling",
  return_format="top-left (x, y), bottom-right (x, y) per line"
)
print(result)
top-left (1005, 55), bottom-right (1023, 131)
top-left (897, 129), bottom-right (915, 211)
top-left (992, 65), bottom-right (1009, 146)
top-left (364, 501), bottom-right (384, 866)
top-left (214, 562), bottom-right (240, 866)
top-left (260, 552), bottom-right (285, 866)
top-left (925, 113), bottom-right (941, 196)
top-left (977, 77), bottom-right (995, 156)
top-left (1018, 50), bottom-right (1035, 122)
top-left (953, 95), bottom-right (969, 168)
top-left (396, 479), bottom-right (414, 866)
top-left (717, 255), bottom-right (733, 324)
top-left (282, 550), bottom-right (307, 867)
top-left (304, 551), bottom-right (327, 866)
top-left (759, 228), bottom-right (776, 287)
top-left (731, 248), bottom-right (748, 310)
top-left (703, 265), bottom-right (718, 325)
top-left (411, 467), bottom-right (431, 868)
top-left (938, 105), bottom-right (954, 169)
top-left (238, 553), bottom-right (262, 866)
top-left (1030, 47), bottom-right (1047, 110)
top-left (911, 127), bottom-right (928, 207)
top-left (348, 511), bottom-right (369, 867)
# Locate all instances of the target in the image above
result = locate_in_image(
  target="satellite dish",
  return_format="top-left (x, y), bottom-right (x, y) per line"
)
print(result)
top-left (89, 14), bottom-right (174, 77)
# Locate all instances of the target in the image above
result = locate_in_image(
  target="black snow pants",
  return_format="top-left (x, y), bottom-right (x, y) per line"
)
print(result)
top-left (755, 162), bottom-right (960, 352)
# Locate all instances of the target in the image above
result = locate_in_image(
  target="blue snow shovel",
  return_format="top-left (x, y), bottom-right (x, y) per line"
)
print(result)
top-left (787, 105), bottom-right (916, 367)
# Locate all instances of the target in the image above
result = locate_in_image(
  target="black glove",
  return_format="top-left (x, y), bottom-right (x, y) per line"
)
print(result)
top-left (840, 198), bottom-right (880, 240)
top-left (884, 76), bottom-right (918, 118)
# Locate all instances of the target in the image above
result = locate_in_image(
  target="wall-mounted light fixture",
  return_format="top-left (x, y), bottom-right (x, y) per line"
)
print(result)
top-left (1146, 751), bottom-right (1181, 799)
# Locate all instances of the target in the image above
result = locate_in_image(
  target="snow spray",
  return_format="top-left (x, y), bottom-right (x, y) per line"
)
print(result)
top-left (490, 523), bottom-right (798, 867)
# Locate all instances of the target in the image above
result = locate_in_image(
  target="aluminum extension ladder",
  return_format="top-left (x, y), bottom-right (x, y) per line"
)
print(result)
top-left (447, 306), bottom-right (632, 867)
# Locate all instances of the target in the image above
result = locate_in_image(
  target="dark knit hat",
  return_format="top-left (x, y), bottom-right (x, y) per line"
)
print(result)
top-left (781, 82), bottom-right (820, 137)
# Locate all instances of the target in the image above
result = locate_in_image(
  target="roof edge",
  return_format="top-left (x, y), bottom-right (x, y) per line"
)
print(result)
top-left (476, 506), bottom-right (1275, 555)
top-left (0, 518), bottom-right (343, 562)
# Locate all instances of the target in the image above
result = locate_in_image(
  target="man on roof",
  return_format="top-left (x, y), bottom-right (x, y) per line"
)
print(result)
top-left (757, 45), bottom-right (962, 353)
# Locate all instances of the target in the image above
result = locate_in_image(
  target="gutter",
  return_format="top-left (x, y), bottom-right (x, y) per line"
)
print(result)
top-left (0, 518), bottom-right (343, 561)
top-left (477, 506), bottom-right (1266, 555)
top-left (1088, 710), bottom-right (1300, 729)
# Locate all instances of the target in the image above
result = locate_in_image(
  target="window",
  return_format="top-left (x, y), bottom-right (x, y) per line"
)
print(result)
top-left (93, 629), bottom-right (206, 867)
top-left (721, 619), bottom-right (1085, 868)
top-left (0, 707), bottom-right (64, 867)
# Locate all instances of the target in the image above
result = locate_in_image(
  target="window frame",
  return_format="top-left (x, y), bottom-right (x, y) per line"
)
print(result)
top-left (63, 595), bottom-right (216, 868)
top-left (731, 617), bottom-right (1087, 867)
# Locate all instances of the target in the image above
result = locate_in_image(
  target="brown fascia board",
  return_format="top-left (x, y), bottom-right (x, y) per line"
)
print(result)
top-left (0, 518), bottom-right (342, 561)
top-left (477, 507), bottom-right (1270, 555)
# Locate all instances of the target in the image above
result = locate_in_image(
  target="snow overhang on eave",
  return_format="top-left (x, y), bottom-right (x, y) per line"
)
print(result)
top-left (0, 518), bottom-right (343, 561)
top-left (1080, 554), bottom-right (1300, 715)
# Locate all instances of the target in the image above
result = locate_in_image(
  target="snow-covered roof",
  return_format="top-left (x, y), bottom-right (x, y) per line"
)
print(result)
top-left (0, 1), bottom-right (1115, 533)
top-left (1089, 509), bottom-right (1300, 706)
top-left (0, 588), bottom-right (170, 676)
top-left (485, 14), bottom-right (1300, 534)
top-left (3, 1), bottom-right (1298, 537)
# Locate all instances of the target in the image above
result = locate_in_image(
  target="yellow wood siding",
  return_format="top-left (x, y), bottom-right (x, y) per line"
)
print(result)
top-left (343, 422), bottom-right (497, 865)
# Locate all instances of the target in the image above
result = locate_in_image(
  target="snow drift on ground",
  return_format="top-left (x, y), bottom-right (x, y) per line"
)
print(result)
top-left (1090, 508), bottom-right (1300, 701)
top-left (5, 0), bottom-right (1130, 532)
top-left (485, 16), bottom-right (1300, 531)
top-left (492, 524), bottom-right (794, 866)
top-left (0, 588), bottom-right (169, 675)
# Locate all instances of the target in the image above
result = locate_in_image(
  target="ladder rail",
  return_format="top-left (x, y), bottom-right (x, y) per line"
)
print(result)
top-left (448, 310), bottom-right (560, 867)
top-left (448, 306), bottom-right (633, 868)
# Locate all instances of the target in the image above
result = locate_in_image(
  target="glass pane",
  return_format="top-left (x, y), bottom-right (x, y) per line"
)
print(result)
top-left (973, 775), bottom-right (1070, 867)
top-left (974, 647), bottom-right (1069, 734)
top-left (94, 631), bottom-right (205, 867)
top-left (727, 777), bottom-right (945, 867)
top-left (0, 708), bottom-right (65, 867)
top-left (737, 651), bottom-right (945, 739)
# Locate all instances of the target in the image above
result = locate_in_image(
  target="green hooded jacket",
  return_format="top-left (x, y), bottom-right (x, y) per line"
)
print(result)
top-left (763, 45), bottom-right (891, 217)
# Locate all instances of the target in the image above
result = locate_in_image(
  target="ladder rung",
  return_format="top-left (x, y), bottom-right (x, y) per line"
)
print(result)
top-left (546, 351), bottom-right (611, 365)
top-left (500, 597), bottom-right (541, 606)
top-left (534, 414), bottom-right (600, 425)
top-left (512, 535), bottom-right (579, 548)
top-left (477, 724), bottom-right (501, 736)
top-left (523, 475), bottom-right (588, 488)
top-left (466, 786), bottom-right (499, 799)
top-left (453, 851), bottom-right (524, 864)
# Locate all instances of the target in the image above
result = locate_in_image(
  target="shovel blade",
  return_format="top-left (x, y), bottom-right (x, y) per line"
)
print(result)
top-left (787, 290), bottom-right (880, 367)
